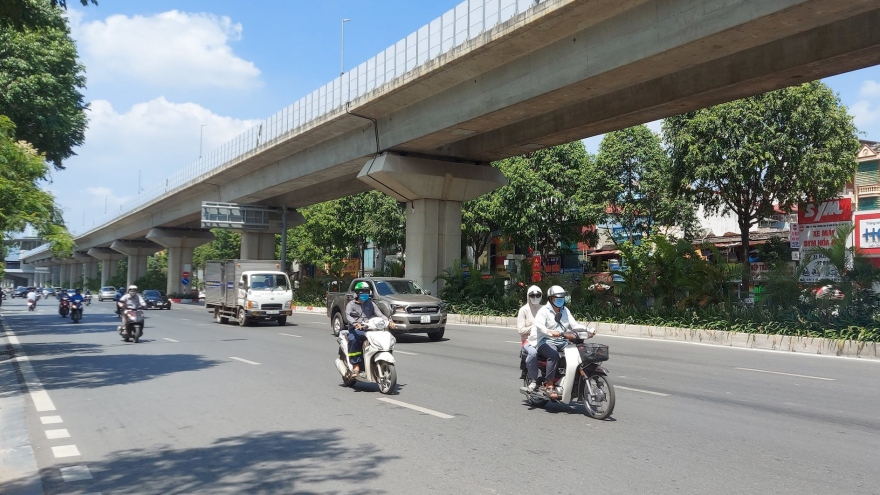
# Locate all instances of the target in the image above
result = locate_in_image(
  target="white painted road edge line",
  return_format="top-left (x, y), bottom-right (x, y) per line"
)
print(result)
top-left (229, 356), bottom-right (261, 365)
top-left (163, 338), bottom-right (179, 342)
top-left (616, 386), bottom-right (670, 397)
top-left (52, 445), bottom-right (81, 458)
top-left (377, 398), bottom-right (454, 419)
top-left (736, 367), bottom-right (835, 381)
top-left (45, 428), bottom-right (70, 439)
top-left (2, 329), bottom-right (57, 411)
top-left (40, 415), bottom-right (63, 424)
top-left (395, 350), bottom-right (419, 356)
top-left (279, 333), bottom-right (302, 337)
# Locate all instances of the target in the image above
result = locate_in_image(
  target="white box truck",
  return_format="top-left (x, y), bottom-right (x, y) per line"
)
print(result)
top-left (205, 260), bottom-right (293, 326)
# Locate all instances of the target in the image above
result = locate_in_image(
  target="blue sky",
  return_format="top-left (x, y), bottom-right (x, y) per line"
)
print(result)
top-left (48, 1), bottom-right (880, 234)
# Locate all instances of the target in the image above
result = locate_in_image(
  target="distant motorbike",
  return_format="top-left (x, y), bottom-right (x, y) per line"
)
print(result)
top-left (334, 316), bottom-right (397, 394)
top-left (519, 324), bottom-right (616, 420)
top-left (58, 298), bottom-right (70, 317)
top-left (119, 308), bottom-right (145, 343)
top-left (70, 300), bottom-right (83, 323)
top-left (84, 294), bottom-right (92, 306)
top-left (27, 296), bottom-right (37, 312)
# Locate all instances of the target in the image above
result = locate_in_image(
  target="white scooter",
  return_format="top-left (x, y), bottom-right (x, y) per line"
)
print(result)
top-left (334, 316), bottom-right (398, 394)
top-left (520, 323), bottom-right (616, 420)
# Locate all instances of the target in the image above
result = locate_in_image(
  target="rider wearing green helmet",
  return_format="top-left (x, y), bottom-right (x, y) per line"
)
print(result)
top-left (344, 281), bottom-right (392, 376)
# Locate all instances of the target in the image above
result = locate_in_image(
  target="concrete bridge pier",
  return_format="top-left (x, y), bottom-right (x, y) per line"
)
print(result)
top-left (68, 262), bottom-right (82, 288)
top-left (88, 247), bottom-right (125, 287)
top-left (73, 251), bottom-right (98, 288)
top-left (358, 153), bottom-right (507, 295)
top-left (57, 259), bottom-right (71, 288)
top-left (110, 240), bottom-right (162, 288)
top-left (49, 263), bottom-right (60, 287)
top-left (241, 232), bottom-right (276, 260)
top-left (146, 228), bottom-right (215, 295)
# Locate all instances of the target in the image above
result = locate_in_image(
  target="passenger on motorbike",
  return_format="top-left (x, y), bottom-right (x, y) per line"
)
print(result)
top-left (117, 285), bottom-right (146, 329)
top-left (26, 289), bottom-right (38, 308)
top-left (517, 285), bottom-right (543, 392)
top-left (533, 285), bottom-right (591, 399)
top-left (70, 288), bottom-right (85, 305)
top-left (345, 282), bottom-right (393, 376)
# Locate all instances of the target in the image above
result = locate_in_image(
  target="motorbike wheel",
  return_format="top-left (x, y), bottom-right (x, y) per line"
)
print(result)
top-left (376, 362), bottom-right (397, 395)
top-left (72, 311), bottom-right (79, 323)
top-left (583, 374), bottom-right (615, 420)
top-left (523, 377), bottom-right (549, 407)
top-left (134, 325), bottom-right (142, 343)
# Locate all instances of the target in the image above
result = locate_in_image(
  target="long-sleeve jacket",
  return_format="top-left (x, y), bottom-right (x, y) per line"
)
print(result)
top-left (344, 298), bottom-right (389, 327)
top-left (530, 303), bottom-right (577, 348)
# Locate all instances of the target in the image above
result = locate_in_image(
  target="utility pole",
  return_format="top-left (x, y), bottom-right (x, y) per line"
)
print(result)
top-left (341, 18), bottom-right (351, 76)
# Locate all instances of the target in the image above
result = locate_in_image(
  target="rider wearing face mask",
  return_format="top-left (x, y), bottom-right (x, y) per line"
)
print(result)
top-left (533, 285), bottom-right (577, 399)
top-left (344, 281), bottom-right (392, 376)
top-left (518, 285), bottom-right (543, 392)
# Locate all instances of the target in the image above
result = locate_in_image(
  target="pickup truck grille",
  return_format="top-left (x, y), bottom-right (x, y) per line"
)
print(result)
top-left (261, 303), bottom-right (283, 310)
top-left (406, 306), bottom-right (440, 314)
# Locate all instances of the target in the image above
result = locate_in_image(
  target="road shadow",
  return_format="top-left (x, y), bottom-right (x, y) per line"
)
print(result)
top-left (16, 429), bottom-right (398, 494)
top-left (29, 352), bottom-right (223, 391)
top-left (393, 334), bottom-right (449, 344)
top-left (2, 311), bottom-right (124, 336)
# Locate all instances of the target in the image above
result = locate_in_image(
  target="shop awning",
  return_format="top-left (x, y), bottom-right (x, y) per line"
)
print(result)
top-left (588, 250), bottom-right (620, 256)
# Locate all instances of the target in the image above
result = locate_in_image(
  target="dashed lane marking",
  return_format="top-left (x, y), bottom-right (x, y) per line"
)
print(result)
top-left (504, 341), bottom-right (523, 344)
top-left (616, 386), bottom-right (670, 397)
top-left (52, 445), bottom-right (81, 458)
top-left (163, 338), bottom-right (179, 342)
top-left (230, 356), bottom-right (261, 365)
top-left (60, 465), bottom-right (93, 482)
top-left (736, 367), bottom-right (835, 381)
top-left (45, 428), bottom-right (70, 439)
top-left (40, 415), bottom-right (62, 424)
top-left (279, 333), bottom-right (302, 338)
top-left (395, 350), bottom-right (419, 356)
top-left (376, 398), bottom-right (454, 419)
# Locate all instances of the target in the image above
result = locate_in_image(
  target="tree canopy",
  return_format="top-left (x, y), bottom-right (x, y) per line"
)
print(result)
top-left (663, 81), bottom-right (859, 290)
top-left (0, 0), bottom-right (88, 169)
top-left (0, 115), bottom-right (73, 255)
top-left (193, 229), bottom-right (242, 271)
top-left (588, 124), bottom-right (697, 243)
top-left (1, 0), bottom-right (96, 31)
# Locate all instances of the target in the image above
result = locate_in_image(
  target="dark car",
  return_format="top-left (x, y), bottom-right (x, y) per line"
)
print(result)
top-left (12, 287), bottom-right (33, 298)
top-left (142, 290), bottom-right (171, 310)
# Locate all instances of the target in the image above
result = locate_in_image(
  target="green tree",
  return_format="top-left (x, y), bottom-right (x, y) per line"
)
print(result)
top-left (192, 229), bottom-right (242, 271)
top-left (494, 142), bottom-right (601, 255)
top-left (1, 0), bottom-right (96, 31)
top-left (663, 81), bottom-right (859, 292)
top-left (0, 0), bottom-right (87, 169)
top-left (461, 190), bottom-right (500, 267)
top-left (0, 116), bottom-right (73, 255)
top-left (588, 125), bottom-right (697, 243)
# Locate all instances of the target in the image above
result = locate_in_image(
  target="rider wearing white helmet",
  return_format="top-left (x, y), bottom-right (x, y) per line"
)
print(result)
top-left (532, 285), bottom-right (584, 399)
top-left (117, 285), bottom-right (146, 328)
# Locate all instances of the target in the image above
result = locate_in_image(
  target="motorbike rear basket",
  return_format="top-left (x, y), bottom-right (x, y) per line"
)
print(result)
top-left (579, 343), bottom-right (609, 363)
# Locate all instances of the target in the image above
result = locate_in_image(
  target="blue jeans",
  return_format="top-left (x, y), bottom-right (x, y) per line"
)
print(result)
top-left (347, 327), bottom-right (367, 365)
top-left (523, 344), bottom-right (538, 381)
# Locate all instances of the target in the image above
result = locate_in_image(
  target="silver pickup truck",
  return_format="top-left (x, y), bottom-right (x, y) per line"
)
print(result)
top-left (326, 277), bottom-right (447, 341)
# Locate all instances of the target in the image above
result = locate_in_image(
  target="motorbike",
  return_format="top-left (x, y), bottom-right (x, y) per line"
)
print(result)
top-left (519, 324), bottom-right (616, 420)
top-left (84, 294), bottom-right (92, 306)
top-left (118, 307), bottom-right (145, 343)
top-left (70, 300), bottom-right (84, 323)
top-left (58, 298), bottom-right (70, 317)
top-left (334, 316), bottom-right (397, 394)
top-left (27, 296), bottom-right (37, 312)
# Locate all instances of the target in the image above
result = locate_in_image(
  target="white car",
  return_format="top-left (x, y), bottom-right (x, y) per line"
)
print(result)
top-left (98, 286), bottom-right (117, 302)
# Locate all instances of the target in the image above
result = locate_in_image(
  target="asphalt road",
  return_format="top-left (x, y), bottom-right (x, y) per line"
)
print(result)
top-left (1, 297), bottom-right (879, 495)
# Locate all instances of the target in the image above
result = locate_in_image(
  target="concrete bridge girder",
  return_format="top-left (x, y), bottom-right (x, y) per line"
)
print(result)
top-left (358, 154), bottom-right (507, 295)
top-left (146, 228), bottom-right (215, 295)
top-left (110, 241), bottom-right (163, 288)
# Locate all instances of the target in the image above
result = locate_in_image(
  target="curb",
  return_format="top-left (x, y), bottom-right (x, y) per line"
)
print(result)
top-left (292, 305), bottom-right (326, 314)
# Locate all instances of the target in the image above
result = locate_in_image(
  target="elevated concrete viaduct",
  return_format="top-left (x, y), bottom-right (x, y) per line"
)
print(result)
top-left (22, 0), bottom-right (880, 293)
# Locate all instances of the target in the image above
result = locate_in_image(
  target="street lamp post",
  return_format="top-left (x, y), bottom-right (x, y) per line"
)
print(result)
top-left (341, 18), bottom-right (351, 76)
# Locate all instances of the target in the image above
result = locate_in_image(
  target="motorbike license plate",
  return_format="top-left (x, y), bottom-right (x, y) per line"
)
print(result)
top-left (266, 310), bottom-right (279, 315)
top-left (420, 315), bottom-right (431, 324)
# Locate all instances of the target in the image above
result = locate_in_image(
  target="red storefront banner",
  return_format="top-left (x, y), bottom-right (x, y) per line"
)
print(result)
top-left (531, 256), bottom-right (542, 283)
top-left (798, 198), bottom-right (852, 225)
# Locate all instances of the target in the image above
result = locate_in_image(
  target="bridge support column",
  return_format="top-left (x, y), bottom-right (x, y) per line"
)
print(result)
top-left (358, 153), bottom-right (507, 295)
top-left (69, 263), bottom-right (82, 288)
top-left (88, 248), bottom-right (125, 287)
top-left (49, 264), bottom-right (60, 286)
top-left (110, 241), bottom-right (162, 288)
top-left (241, 232), bottom-right (275, 260)
top-left (58, 260), bottom-right (70, 288)
top-left (146, 228), bottom-right (215, 295)
top-left (73, 251), bottom-right (99, 289)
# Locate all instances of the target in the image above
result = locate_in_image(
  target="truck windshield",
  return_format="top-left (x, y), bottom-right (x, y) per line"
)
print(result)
top-left (373, 280), bottom-right (423, 296)
top-left (249, 274), bottom-right (289, 291)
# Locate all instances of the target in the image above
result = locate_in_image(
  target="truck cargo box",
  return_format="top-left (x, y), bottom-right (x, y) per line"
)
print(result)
top-left (204, 260), bottom-right (284, 307)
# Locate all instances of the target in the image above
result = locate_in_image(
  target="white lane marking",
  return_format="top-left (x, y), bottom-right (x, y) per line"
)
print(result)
top-left (395, 350), bottom-right (419, 356)
top-left (31, 390), bottom-right (57, 412)
top-left (52, 445), bottom-right (81, 458)
top-left (40, 415), bottom-right (63, 424)
top-left (182, 318), bottom-right (191, 321)
top-left (504, 341), bottom-right (523, 344)
top-left (376, 398), bottom-right (454, 419)
top-left (617, 386), bottom-right (670, 397)
top-left (2, 329), bottom-right (57, 411)
top-left (230, 356), bottom-right (260, 365)
top-left (279, 333), bottom-right (302, 338)
top-left (736, 367), bottom-right (835, 381)
top-left (310, 322), bottom-right (327, 325)
top-left (163, 338), bottom-right (179, 342)
top-left (45, 428), bottom-right (70, 439)
top-left (60, 465), bottom-right (93, 482)
top-left (7, 334), bottom-right (20, 344)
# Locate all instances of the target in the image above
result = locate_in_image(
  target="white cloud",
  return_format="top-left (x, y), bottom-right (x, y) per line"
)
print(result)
top-left (860, 80), bottom-right (880, 98)
top-left (54, 97), bottom-right (260, 232)
top-left (851, 100), bottom-right (880, 128)
top-left (71, 10), bottom-right (261, 89)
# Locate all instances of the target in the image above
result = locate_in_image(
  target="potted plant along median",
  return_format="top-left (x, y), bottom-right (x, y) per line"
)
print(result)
top-left (168, 292), bottom-right (196, 304)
